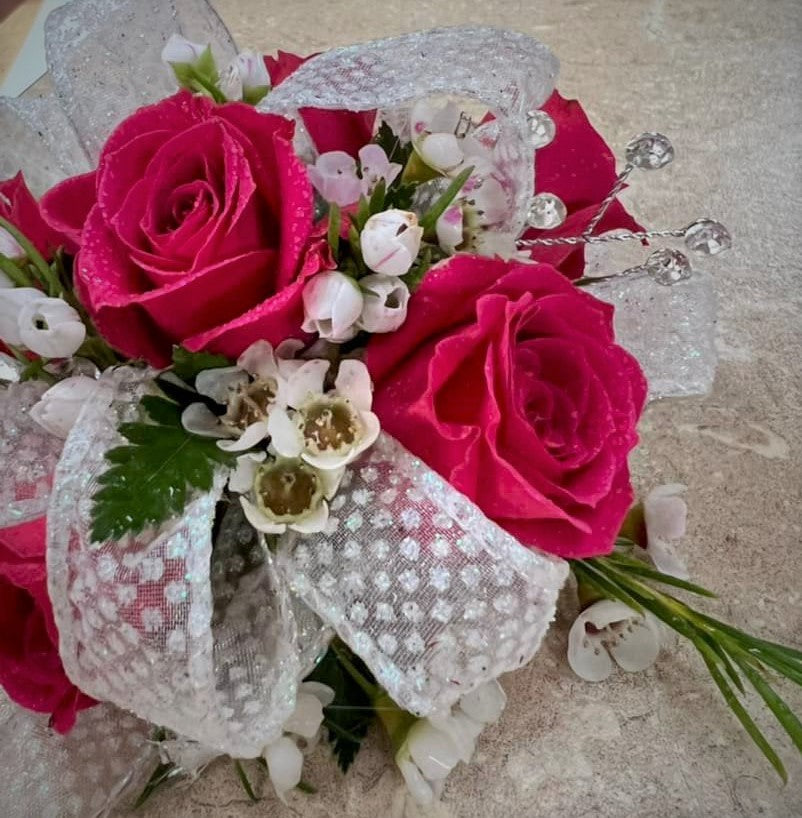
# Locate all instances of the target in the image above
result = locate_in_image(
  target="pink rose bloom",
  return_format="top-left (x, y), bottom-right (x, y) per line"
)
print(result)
top-left (0, 518), bottom-right (96, 732)
top-left (367, 256), bottom-right (647, 559)
top-left (0, 172), bottom-right (74, 257)
top-left (41, 91), bottom-right (330, 366)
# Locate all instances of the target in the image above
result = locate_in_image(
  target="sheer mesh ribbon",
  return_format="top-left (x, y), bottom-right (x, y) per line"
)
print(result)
top-left (260, 26), bottom-right (559, 235)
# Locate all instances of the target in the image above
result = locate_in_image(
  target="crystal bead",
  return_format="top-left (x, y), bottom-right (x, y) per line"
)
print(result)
top-left (644, 249), bottom-right (692, 286)
top-left (625, 132), bottom-right (674, 170)
top-left (526, 193), bottom-right (567, 229)
top-left (683, 219), bottom-right (732, 255)
top-left (526, 109), bottom-right (556, 148)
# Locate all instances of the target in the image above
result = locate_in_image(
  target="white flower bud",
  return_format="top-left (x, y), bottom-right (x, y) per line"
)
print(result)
top-left (161, 33), bottom-right (207, 66)
top-left (358, 273), bottom-right (410, 333)
top-left (0, 287), bottom-right (40, 346)
top-left (360, 209), bottom-right (424, 277)
top-left (301, 271), bottom-right (363, 342)
top-left (419, 132), bottom-right (464, 173)
top-left (17, 295), bottom-right (86, 358)
top-left (29, 375), bottom-right (98, 438)
top-left (0, 227), bottom-right (24, 261)
top-left (220, 50), bottom-right (271, 102)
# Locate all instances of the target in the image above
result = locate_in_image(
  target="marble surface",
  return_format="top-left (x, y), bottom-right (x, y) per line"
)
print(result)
top-left (133, 1), bottom-right (802, 815)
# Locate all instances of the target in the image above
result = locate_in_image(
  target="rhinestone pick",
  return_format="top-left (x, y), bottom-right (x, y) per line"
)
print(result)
top-left (684, 219), bottom-right (732, 256)
top-left (526, 109), bottom-right (556, 149)
top-left (644, 248), bottom-right (692, 285)
top-left (526, 193), bottom-right (567, 229)
top-left (625, 132), bottom-right (675, 170)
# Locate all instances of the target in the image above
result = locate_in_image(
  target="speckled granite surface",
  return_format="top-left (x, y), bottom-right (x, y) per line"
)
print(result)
top-left (109, 0), bottom-right (799, 814)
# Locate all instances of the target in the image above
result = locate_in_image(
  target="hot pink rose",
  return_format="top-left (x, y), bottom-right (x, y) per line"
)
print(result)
top-left (41, 91), bottom-right (330, 366)
top-left (0, 172), bottom-right (74, 257)
top-left (0, 518), bottom-right (96, 732)
top-left (366, 256), bottom-right (647, 559)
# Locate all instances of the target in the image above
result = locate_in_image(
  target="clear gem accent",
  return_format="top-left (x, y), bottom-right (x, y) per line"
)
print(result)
top-left (625, 132), bottom-right (674, 170)
top-left (526, 193), bottom-right (567, 229)
top-left (644, 249), bottom-right (693, 286)
top-left (684, 219), bottom-right (732, 256)
top-left (526, 109), bottom-right (556, 148)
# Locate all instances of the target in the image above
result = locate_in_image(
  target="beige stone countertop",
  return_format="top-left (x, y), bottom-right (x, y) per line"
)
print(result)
top-left (72, 0), bottom-right (802, 815)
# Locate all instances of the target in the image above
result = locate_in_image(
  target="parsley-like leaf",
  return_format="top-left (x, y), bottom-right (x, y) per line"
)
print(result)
top-left (171, 346), bottom-right (231, 384)
top-left (305, 642), bottom-right (376, 772)
top-left (90, 395), bottom-right (233, 543)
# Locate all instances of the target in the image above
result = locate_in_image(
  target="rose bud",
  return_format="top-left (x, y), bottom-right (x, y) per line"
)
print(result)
top-left (161, 33), bottom-right (208, 67)
top-left (301, 271), bottom-right (363, 342)
top-left (0, 226), bottom-right (25, 261)
top-left (220, 50), bottom-right (271, 104)
top-left (360, 209), bottom-right (424, 277)
top-left (358, 273), bottom-right (410, 333)
top-left (17, 294), bottom-right (86, 358)
top-left (29, 375), bottom-right (98, 439)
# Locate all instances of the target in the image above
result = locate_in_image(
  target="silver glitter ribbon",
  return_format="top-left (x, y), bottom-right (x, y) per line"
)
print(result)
top-left (0, 2), bottom-right (719, 813)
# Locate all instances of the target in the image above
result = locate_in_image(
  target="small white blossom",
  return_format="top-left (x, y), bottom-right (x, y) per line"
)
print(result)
top-left (268, 359), bottom-right (381, 471)
top-left (567, 599), bottom-right (661, 682)
top-left (220, 50), bottom-right (271, 102)
top-left (301, 271), bottom-right (363, 342)
top-left (644, 483), bottom-right (689, 579)
top-left (307, 152), bottom-right (362, 207)
top-left (358, 273), bottom-right (410, 333)
top-left (29, 375), bottom-right (97, 438)
top-left (361, 210), bottom-right (423, 277)
top-left (0, 288), bottom-right (85, 358)
top-left (263, 682), bottom-right (334, 802)
top-left (396, 680), bottom-right (506, 806)
top-left (358, 144), bottom-right (402, 197)
top-left (161, 33), bottom-right (207, 66)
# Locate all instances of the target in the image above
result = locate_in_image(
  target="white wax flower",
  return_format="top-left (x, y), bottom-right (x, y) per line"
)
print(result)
top-left (307, 151), bottom-right (362, 207)
top-left (567, 598), bottom-right (662, 682)
top-left (0, 289), bottom-right (86, 358)
top-left (161, 33), bottom-right (207, 66)
top-left (263, 682), bottom-right (334, 803)
top-left (268, 359), bottom-right (381, 471)
top-left (643, 483), bottom-right (689, 579)
top-left (358, 144), bottom-right (402, 197)
top-left (220, 50), bottom-right (271, 101)
top-left (358, 273), bottom-right (410, 333)
top-left (29, 375), bottom-right (98, 439)
top-left (361, 210), bottom-right (424, 276)
top-left (396, 680), bottom-right (506, 806)
top-left (0, 227), bottom-right (24, 260)
top-left (301, 271), bottom-right (363, 342)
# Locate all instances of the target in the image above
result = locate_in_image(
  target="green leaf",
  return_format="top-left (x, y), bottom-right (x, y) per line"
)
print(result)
top-left (242, 85), bottom-right (270, 105)
top-left (733, 649), bottom-right (802, 755)
top-left (355, 195), bottom-right (371, 232)
top-left (233, 760), bottom-right (261, 802)
top-left (0, 253), bottom-right (33, 287)
top-left (0, 216), bottom-right (59, 295)
top-left (373, 121), bottom-right (414, 167)
top-left (133, 761), bottom-right (182, 810)
top-left (418, 165), bottom-right (474, 232)
top-left (695, 637), bottom-right (788, 783)
top-left (90, 395), bottom-right (233, 542)
top-left (605, 552), bottom-right (717, 597)
top-left (386, 181), bottom-right (416, 211)
top-left (572, 561), bottom-right (645, 615)
top-left (368, 177), bottom-right (386, 216)
top-left (327, 202), bottom-right (341, 258)
top-left (171, 346), bottom-right (231, 384)
top-left (305, 641), bottom-right (377, 772)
